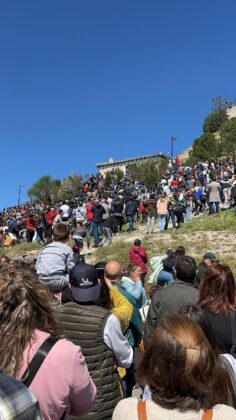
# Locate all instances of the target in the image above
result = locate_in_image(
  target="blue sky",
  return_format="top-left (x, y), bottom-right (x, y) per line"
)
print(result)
top-left (1, 0), bottom-right (236, 208)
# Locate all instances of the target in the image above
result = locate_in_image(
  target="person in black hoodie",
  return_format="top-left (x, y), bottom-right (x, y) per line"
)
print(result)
top-left (91, 199), bottom-right (105, 247)
top-left (125, 196), bottom-right (138, 232)
top-left (111, 197), bottom-right (124, 232)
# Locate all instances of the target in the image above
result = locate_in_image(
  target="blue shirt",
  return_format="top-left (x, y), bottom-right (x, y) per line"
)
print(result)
top-left (121, 277), bottom-right (147, 309)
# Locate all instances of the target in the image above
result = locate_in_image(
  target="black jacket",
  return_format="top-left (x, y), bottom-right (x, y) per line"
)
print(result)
top-left (195, 262), bottom-right (207, 287)
top-left (92, 204), bottom-right (105, 223)
top-left (204, 308), bottom-right (236, 353)
top-left (125, 200), bottom-right (138, 216)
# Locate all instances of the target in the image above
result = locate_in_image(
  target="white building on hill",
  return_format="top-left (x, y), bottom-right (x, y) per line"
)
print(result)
top-left (96, 152), bottom-right (167, 176)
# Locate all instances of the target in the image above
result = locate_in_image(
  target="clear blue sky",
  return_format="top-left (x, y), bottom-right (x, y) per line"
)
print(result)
top-left (1, 0), bottom-right (236, 208)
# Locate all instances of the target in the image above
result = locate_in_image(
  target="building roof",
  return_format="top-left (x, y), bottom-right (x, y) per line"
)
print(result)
top-left (96, 152), bottom-right (167, 168)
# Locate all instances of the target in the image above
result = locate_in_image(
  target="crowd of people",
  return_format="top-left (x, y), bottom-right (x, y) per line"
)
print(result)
top-left (0, 233), bottom-right (236, 419)
top-left (0, 157), bottom-right (236, 248)
top-left (0, 156), bottom-right (235, 419)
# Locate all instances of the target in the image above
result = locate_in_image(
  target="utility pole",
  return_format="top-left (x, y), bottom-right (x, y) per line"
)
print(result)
top-left (170, 136), bottom-right (176, 159)
top-left (18, 184), bottom-right (25, 206)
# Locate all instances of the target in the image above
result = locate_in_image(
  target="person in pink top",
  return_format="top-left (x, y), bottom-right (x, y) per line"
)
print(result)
top-left (0, 262), bottom-right (96, 420)
top-left (156, 192), bottom-right (168, 232)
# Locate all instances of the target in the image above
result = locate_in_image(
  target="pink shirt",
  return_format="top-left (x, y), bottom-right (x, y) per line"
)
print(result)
top-left (156, 199), bottom-right (168, 215)
top-left (17, 329), bottom-right (96, 420)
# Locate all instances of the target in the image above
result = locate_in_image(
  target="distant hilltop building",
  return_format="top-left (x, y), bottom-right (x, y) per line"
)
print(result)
top-left (96, 152), bottom-right (167, 176)
top-left (227, 105), bottom-right (236, 119)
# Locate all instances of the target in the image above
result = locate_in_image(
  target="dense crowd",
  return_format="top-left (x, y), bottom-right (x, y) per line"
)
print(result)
top-left (0, 157), bottom-right (236, 248)
top-left (0, 156), bottom-right (236, 419)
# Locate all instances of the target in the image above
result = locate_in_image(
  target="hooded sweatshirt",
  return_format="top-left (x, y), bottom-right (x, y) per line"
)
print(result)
top-left (129, 246), bottom-right (148, 273)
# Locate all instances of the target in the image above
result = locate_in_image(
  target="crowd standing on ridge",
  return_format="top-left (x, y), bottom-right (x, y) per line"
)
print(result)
top-left (0, 156), bottom-right (236, 248)
top-left (0, 156), bottom-right (236, 419)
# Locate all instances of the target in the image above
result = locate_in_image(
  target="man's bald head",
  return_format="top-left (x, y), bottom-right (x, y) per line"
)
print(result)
top-left (105, 260), bottom-right (123, 282)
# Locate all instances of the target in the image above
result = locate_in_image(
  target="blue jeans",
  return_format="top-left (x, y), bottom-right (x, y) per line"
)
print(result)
top-left (158, 215), bottom-right (167, 232)
top-left (127, 215), bottom-right (134, 231)
top-left (146, 216), bottom-right (155, 233)
top-left (169, 209), bottom-right (176, 228)
top-left (100, 227), bottom-right (112, 246)
top-left (74, 238), bottom-right (83, 249)
top-left (209, 202), bottom-right (220, 214)
top-left (185, 205), bottom-right (191, 221)
top-left (158, 270), bottom-right (174, 286)
top-left (38, 274), bottom-right (69, 291)
top-left (92, 222), bottom-right (102, 246)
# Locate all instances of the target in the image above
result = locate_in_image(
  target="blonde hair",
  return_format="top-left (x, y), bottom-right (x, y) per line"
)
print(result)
top-left (0, 263), bottom-right (61, 377)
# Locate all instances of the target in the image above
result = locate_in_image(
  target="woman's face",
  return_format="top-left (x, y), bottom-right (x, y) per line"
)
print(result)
top-left (131, 266), bottom-right (142, 281)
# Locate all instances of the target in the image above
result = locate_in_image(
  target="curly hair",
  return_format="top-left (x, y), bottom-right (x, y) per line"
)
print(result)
top-left (0, 263), bottom-right (62, 377)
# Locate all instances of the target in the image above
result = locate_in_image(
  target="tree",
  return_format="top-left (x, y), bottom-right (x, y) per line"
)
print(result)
top-left (60, 174), bottom-right (83, 200)
top-left (112, 168), bottom-right (124, 184)
top-left (102, 168), bottom-right (124, 188)
top-left (28, 176), bottom-right (61, 203)
top-left (202, 109), bottom-right (228, 133)
top-left (212, 96), bottom-right (236, 111)
top-left (127, 158), bottom-right (168, 188)
top-left (220, 117), bottom-right (236, 158)
top-left (202, 96), bottom-right (236, 133)
top-left (103, 171), bottom-right (113, 188)
top-left (189, 133), bottom-right (220, 164)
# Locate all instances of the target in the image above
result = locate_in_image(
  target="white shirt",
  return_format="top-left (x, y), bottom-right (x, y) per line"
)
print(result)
top-left (163, 185), bottom-right (171, 196)
top-left (103, 314), bottom-right (133, 368)
top-left (60, 204), bottom-right (70, 218)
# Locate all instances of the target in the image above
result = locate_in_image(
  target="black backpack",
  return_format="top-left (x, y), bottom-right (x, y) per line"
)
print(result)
top-left (162, 255), bottom-right (175, 272)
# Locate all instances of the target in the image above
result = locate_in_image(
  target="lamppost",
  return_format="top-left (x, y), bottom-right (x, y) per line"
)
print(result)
top-left (170, 136), bottom-right (176, 159)
top-left (18, 184), bottom-right (25, 206)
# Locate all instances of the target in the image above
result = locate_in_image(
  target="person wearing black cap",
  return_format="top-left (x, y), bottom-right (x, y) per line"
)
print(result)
top-left (57, 263), bottom-right (133, 420)
top-left (195, 252), bottom-right (218, 287)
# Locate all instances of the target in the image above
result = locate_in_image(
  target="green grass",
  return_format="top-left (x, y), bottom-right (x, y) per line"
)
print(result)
top-left (1, 210), bottom-right (236, 277)
top-left (89, 233), bottom-right (236, 276)
top-left (180, 209), bottom-right (236, 232)
top-left (0, 242), bottom-right (43, 259)
top-left (89, 211), bottom-right (236, 276)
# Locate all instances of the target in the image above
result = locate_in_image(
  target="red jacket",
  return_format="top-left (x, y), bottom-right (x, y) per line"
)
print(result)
top-left (129, 246), bottom-right (148, 273)
top-left (86, 204), bottom-right (94, 222)
top-left (171, 180), bottom-right (179, 188)
top-left (47, 211), bottom-right (55, 225)
top-left (24, 217), bottom-right (36, 231)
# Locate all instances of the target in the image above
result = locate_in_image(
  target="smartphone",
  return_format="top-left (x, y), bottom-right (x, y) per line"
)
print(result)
top-left (96, 267), bottom-right (105, 280)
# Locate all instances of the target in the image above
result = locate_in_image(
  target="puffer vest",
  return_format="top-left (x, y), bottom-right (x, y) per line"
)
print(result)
top-left (56, 302), bottom-right (122, 419)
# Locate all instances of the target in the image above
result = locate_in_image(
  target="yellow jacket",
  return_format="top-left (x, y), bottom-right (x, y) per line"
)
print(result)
top-left (109, 287), bottom-right (133, 332)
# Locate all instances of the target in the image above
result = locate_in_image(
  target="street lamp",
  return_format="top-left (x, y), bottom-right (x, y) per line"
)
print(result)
top-left (170, 136), bottom-right (176, 159)
top-left (18, 184), bottom-right (25, 206)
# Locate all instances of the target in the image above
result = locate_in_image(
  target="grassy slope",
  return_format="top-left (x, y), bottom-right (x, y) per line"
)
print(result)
top-left (92, 209), bottom-right (236, 274)
top-left (180, 209), bottom-right (236, 232)
top-left (1, 210), bottom-right (236, 275)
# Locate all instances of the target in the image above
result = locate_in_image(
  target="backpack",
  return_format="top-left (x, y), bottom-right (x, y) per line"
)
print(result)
top-left (162, 255), bottom-right (175, 272)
